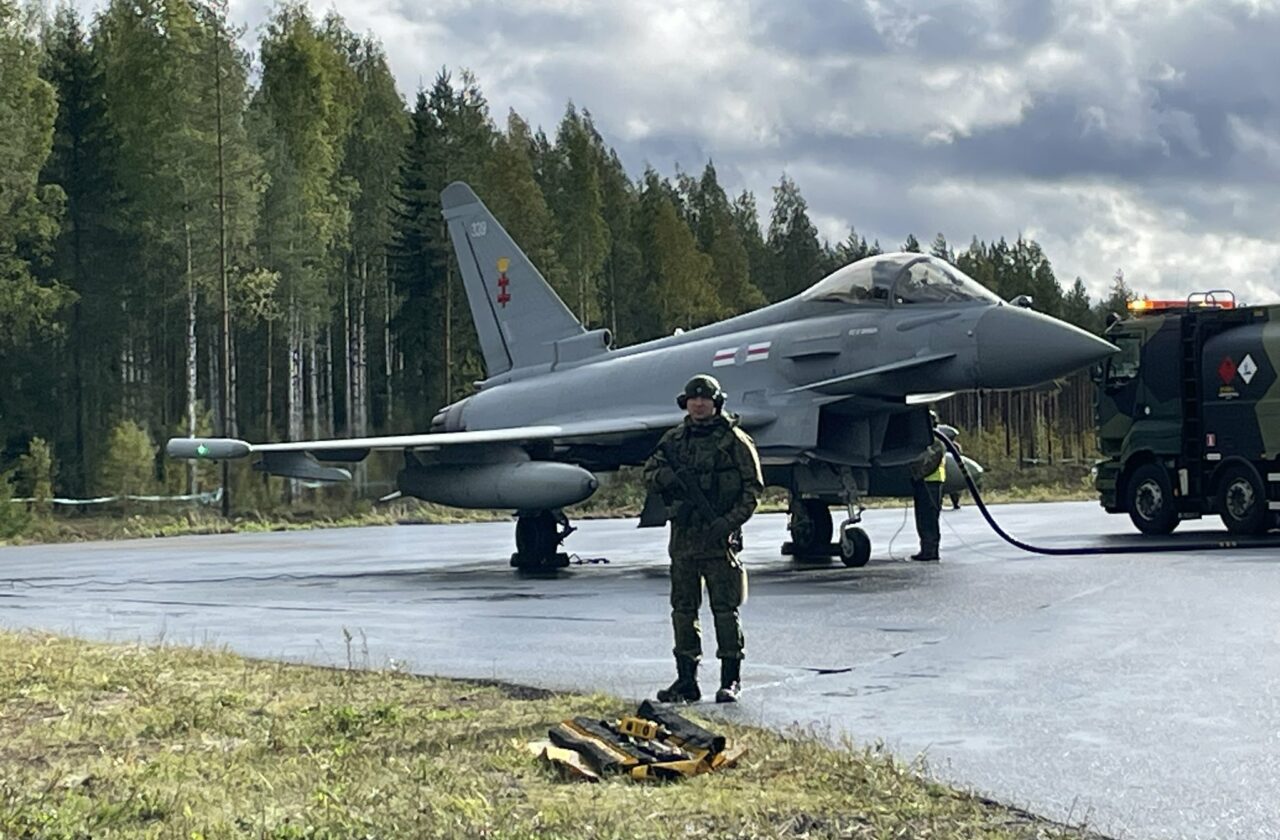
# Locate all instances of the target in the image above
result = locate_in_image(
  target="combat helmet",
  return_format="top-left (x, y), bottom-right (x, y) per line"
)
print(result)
top-left (676, 374), bottom-right (726, 410)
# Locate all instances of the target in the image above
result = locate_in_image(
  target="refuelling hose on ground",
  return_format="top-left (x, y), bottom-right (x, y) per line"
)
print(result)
top-left (935, 432), bottom-right (1280, 555)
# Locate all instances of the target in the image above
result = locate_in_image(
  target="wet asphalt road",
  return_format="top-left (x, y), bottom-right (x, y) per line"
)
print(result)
top-left (2, 501), bottom-right (1279, 839)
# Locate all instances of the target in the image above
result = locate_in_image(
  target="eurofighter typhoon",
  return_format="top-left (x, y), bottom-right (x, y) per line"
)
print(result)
top-left (169, 183), bottom-right (1116, 570)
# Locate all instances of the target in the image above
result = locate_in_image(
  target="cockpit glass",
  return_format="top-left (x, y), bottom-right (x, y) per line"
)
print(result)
top-left (803, 253), bottom-right (1000, 306)
top-left (894, 259), bottom-right (1002, 305)
top-left (802, 254), bottom-right (907, 304)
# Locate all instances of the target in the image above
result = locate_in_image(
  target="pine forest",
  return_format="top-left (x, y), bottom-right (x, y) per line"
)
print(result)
top-left (0, 0), bottom-right (1147, 518)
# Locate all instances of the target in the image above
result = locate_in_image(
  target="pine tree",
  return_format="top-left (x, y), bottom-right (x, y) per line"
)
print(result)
top-left (251, 3), bottom-right (357, 449)
top-left (33, 4), bottom-right (125, 495)
top-left (730, 190), bottom-right (773, 298)
top-left (834, 229), bottom-right (873, 266)
top-left (1095, 268), bottom-right (1137, 323)
top-left (688, 162), bottom-right (765, 315)
top-left (99, 0), bottom-right (261, 490)
top-left (622, 168), bottom-right (676, 342)
top-left (765, 175), bottom-right (823, 301)
top-left (1022, 238), bottom-right (1063, 318)
top-left (0, 0), bottom-right (70, 349)
top-left (388, 88), bottom-right (444, 429)
top-left (593, 145), bottom-right (640, 342)
top-left (480, 110), bottom-right (564, 300)
top-left (1062, 277), bottom-right (1096, 332)
top-left (651, 196), bottom-right (719, 331)
top-left (929, 232), bottom-right (952, 263)
top-left (548, 104), bottom-right (607, 325)
top-left (338, 33), bottom-right (407, 440)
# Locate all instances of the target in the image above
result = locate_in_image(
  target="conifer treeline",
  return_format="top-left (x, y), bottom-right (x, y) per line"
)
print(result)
top-left (0, 0), bottom-right (1138, 499)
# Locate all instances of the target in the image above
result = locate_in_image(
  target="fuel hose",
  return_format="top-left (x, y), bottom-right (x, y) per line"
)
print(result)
top-left (936, 432), bottom-right (1280, 554)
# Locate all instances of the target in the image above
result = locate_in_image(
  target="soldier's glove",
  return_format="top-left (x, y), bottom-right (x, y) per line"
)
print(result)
top-left (652, 467), bottom-right (679, 492)
top-left (709, 517), bottom-right (734, 542)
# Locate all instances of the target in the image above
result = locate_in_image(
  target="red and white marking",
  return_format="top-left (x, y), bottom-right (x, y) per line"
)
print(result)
top-left (712, 347), bottom-right (736, 368)
top-left (746, 341), bottom-right (772, 362)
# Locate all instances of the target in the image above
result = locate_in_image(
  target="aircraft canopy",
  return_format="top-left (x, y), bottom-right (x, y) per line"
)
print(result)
top-left (802, 253), bottom-right (1002, 306)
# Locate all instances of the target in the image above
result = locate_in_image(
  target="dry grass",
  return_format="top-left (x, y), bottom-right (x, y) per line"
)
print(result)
top-left (0, 630), bottom-right (1107, 839)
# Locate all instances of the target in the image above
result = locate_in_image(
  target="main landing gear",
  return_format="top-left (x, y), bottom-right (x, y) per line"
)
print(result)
top-left (784, 496), bottom-right (871, 568)
top-left (512, 510), bottom-right (575, 572)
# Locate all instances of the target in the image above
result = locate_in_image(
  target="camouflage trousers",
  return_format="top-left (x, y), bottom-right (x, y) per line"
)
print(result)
top-left (669, 551), bottom-right (746, 662)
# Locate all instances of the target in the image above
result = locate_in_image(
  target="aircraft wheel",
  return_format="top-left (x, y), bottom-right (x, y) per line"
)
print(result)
top-left (514, 512), bottom-right (560, 570)
top-left (1217, 462), bottom-right (1267, 536)
top-left (838, 522), bottom-right (871, 568)
top-left (1126, 463), bottom-right (1178, 535)
top-left (789, 498), bottom-right (833, 556)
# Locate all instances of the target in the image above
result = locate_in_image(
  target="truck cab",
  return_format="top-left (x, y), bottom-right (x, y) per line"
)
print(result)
top-left (1094, 295), bottom-right (1280, 535)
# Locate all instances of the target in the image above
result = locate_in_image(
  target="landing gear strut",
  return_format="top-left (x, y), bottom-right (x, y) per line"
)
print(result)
top-left (513, 510), bottom-right (574, 571)
top-left (782, 498), bottom-right (871, 567)
top-left (785, 498), bottom-right (834, 558)
top-left (837, 468), bottom-right (871, 568)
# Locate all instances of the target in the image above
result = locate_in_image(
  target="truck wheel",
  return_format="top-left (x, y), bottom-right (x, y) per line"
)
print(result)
top-left (1126, 463), bottom-right (1178, 535)
top-left (1217, 463), bottom-right (1267, 536)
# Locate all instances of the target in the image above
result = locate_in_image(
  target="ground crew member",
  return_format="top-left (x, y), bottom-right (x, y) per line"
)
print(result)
top-left (643, 374), bottom-right (764, 704)
top-left (937, 422), bottom-right (963, 510)
top-left (910, 410), bottom-right (946, 561)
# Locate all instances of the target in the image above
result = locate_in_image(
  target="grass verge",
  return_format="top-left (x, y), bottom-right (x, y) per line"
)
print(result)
top-left (0, 630), bottom-right (1105, 839)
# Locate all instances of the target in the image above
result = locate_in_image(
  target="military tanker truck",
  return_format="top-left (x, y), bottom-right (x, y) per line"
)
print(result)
top-left (1094, 293), bottom-right (1280, 535)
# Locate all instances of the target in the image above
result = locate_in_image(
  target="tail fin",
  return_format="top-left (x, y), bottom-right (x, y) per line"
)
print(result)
top-left (442, 182), bottom-right (584, 376)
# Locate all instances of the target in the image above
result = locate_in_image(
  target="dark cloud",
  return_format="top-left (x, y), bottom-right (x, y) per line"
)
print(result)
top-left (389, 0), bottom-right (602, 48)
top-left (746, 0), bottom-right (886, 57)
top-left (914, 0), bottom-right (1057, 58)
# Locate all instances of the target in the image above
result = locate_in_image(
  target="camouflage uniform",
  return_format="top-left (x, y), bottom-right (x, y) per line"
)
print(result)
top-left (644, 414), bottom-right (763, 664)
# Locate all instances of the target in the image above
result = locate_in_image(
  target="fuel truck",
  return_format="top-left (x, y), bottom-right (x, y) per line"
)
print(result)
top-left (1094, 293), bottom-right (1280, 535)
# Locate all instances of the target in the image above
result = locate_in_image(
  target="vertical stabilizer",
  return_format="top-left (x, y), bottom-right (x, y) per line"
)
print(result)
top-left (441, 182), bottom-right (585, 376)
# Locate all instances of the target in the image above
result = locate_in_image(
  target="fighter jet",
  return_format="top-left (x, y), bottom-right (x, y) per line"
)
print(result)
top-left (169, 182), bottom-right (1115, 570)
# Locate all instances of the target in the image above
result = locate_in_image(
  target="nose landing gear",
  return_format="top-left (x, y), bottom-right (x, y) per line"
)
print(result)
top-left (838, 518), bottom-right (871, 568)
top-left (783, 469), bottom-right (872, 568)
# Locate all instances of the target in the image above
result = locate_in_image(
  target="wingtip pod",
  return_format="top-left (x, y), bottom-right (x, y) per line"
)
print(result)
top-left (441, 181), bottom-right (480, 211)
top-left (166, 437), bottom-right (252, 460)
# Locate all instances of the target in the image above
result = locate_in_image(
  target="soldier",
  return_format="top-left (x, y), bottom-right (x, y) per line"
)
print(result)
top-left (909, 410), bottom-right (947, 561)
top-left (643, 374), bottom-right (764, 704)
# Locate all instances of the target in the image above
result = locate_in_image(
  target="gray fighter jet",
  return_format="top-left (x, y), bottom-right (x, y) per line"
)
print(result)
top-left (169, 182), bottom-right (1115, 570)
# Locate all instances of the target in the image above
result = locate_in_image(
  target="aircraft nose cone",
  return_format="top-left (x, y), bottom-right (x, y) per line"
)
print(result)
top-left (975, 305), bottom-right (1117, 388)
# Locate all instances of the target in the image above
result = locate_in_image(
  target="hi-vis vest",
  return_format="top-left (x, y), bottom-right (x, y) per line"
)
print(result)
top-left (925, 453), bottom-right (946, 484)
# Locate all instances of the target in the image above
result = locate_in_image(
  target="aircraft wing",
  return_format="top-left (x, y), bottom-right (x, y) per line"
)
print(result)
top-left (166, 408), bottom-right (776, 462)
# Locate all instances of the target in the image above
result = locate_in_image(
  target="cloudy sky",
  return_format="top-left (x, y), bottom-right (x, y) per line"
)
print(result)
top-left (85, 0), bottom-right (1280, 304)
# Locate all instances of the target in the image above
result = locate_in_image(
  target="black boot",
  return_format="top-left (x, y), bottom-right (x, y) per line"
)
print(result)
top-left (715, 658), bottom-right (741, 703)
top-left (656, 655), bottom-right (701, 703)
top-left (910, 545), bottom-right (940, 561)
